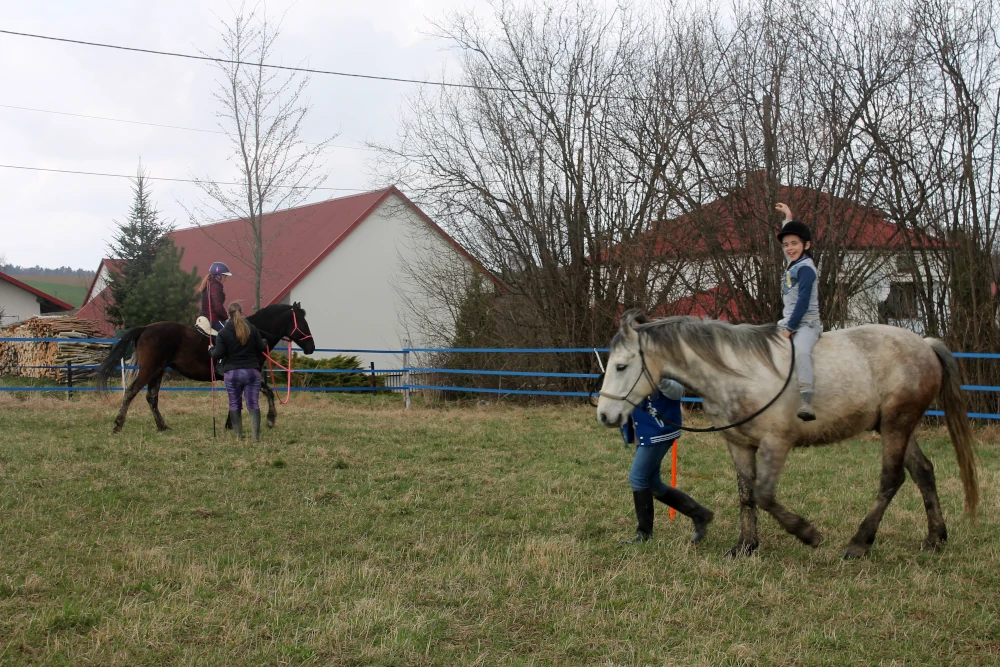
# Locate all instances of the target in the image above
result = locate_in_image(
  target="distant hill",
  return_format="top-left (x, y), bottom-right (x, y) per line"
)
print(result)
top-left (18, 279), bottom-right (89, 308)
top-left (1, 264), bottom-right (94, 278)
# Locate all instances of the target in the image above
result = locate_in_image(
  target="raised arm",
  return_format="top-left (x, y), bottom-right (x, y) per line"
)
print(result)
top-left (775, 202), bottom-right (794, 222)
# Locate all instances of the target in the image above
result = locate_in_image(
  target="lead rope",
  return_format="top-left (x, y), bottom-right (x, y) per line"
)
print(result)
top-left (263, 339), bottom-right (293, 405)
top-left (593, 335), bottom-right (797, 433)
top-left (262, 311), bottom-right (311, 405)
top-left (207, 279), bottom-right (217, 438)
top-left (640, 341), bottom-right (796, 433)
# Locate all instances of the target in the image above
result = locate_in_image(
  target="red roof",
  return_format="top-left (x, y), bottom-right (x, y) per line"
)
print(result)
top-left (656, 285), bottom-right (739, 320)
top-left (616, 179), bottom-right (938, 261)
top-left (0, 271), bottom-right (74, 313)
top-left (75, 187), bottom-right (496, 331)
top-left (74, 287), bottom-right (115, 335)
top-left (168, 187), bottom-right (497, 307)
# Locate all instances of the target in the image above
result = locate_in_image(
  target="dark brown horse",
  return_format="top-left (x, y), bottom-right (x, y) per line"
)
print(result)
top-left (96, 303), bottom-right (316, 433)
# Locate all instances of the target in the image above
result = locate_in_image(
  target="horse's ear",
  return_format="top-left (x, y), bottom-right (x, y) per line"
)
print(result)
top-left (292, 301), bottom-right (300, 309)
top-left (620, 309), bottom-right (648, 340)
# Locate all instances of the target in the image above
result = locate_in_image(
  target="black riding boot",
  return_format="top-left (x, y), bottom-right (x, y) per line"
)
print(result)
top-left (249, 408), bottom-right (261, 442)
top-left (621, 489), bottom-right (655, 544)
top-left (655, 486), bottom-right (715, 544)
top-left (229, 410), bottom-right (244, 440)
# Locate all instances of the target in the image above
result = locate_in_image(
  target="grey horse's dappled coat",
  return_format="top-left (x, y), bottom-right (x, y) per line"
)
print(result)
top-left (597, 311), bottom-right (978, 559)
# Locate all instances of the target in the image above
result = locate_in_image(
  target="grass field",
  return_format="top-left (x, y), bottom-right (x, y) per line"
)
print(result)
top-left (1, 391), bottom-right (998, 665)
top-left (16, 279), bottom-right (89, 308)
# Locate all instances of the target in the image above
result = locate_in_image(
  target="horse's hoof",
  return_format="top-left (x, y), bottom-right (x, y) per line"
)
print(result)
top-left (157, 425), bottom-right (170, 432)
top-left (724, 542), bottom-right (758, 558)
top-left (802, 527), bottom-right (823, 548)
top-left (921, 539), bottom-right (943, 553)
top-left (112, 425), bottom-right (123, 434)
top-left (842, 543), bottom-right (869, 559)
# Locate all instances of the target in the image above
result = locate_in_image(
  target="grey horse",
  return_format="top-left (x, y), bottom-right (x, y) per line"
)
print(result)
top-left (596, 310), bottom-right (979, 559)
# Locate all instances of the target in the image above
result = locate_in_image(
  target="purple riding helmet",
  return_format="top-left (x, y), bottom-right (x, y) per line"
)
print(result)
top-left (209, 261), bottom-right (233, 277)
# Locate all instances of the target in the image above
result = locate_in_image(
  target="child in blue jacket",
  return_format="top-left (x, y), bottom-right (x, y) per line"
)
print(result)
top-left (775, 202), bottom-right (822, 421)
top-left (620, 378), bottom-right (714, 544)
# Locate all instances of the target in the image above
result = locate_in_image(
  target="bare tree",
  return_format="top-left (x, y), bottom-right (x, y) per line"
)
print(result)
top-left (189, 5), bottom-right (335, 310)
top-left (375, 0), bottom-right (699, 369)
top-left (378, 0), bottom-right (1000, 407)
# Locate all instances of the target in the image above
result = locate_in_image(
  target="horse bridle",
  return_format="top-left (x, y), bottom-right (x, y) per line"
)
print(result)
top-left (258, 310), bottom-right (312, 347)
top-left (592, 335), bottom-right (797, 434)
top-left (287, 311), bottom-right (312, 344)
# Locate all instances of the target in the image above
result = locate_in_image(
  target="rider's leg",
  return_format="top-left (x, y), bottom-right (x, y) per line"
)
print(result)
top-left (793, 321), bottom-right (822, 421)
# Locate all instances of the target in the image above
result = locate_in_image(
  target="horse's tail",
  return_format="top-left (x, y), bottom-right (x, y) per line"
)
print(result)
top-left (96, 327), bottom-right (145, 393)
top-left (927, 337), bottom-right (979, 517)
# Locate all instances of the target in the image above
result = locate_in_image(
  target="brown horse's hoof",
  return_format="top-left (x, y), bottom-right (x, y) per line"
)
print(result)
top-left (921, 538), bottom-right (944, 553)
top-left (802, 526), bottom-right (823, 548)
top-left (842, 542), bottom-right (870, 559)
top-left (724, 541), bottom-right (758, 558)
top-left (112, 425), bottom-right (123, 434)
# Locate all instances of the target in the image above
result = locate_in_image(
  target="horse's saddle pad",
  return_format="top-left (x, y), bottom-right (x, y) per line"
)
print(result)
top-left (195, 316), bottom-right (219, 337)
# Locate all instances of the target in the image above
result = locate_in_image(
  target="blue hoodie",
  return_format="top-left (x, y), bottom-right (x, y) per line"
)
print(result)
top-left (621, 379), bottom-right (684, 446)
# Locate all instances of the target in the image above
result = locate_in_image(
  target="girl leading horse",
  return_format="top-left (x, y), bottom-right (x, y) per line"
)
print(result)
top-left (96, 302), bottom-right (315, 433)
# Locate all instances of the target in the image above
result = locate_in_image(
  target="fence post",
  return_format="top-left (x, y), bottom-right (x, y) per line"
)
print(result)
top-left (67, 360), bottom-right (73, 401)
top-left (369, 361), bottom-right (376, 393)
top-left (403, 341), bottom-right (411, 410)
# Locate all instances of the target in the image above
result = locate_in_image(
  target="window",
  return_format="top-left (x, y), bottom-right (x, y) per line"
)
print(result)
top-left (883, 282), bottom-right (918, 319)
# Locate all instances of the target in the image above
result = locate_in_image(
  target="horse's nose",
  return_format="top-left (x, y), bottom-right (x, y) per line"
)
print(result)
top-left (599, 411), bottom-right (609, 425)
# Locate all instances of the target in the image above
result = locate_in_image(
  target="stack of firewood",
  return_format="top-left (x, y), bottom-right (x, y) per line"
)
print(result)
top-left (0, 317), bottom-right (111, 382)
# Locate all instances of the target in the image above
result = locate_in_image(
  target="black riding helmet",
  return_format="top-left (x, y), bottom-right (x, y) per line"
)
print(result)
top-left (776, 220), bottom-right (812, 243)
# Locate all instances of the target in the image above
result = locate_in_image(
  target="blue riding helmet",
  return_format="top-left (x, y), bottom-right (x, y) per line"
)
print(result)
top-left (209, 261), bottom-right (232, 276)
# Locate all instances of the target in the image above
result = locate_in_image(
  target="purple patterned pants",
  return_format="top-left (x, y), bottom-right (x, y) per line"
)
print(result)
top-left (223, 368), bottom-right (262, 411)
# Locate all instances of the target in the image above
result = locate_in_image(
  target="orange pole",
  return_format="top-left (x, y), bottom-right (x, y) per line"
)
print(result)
top-left (670, 441), bottom-right (678, 520)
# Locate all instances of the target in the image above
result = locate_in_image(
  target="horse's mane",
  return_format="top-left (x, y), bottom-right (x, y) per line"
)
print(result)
top-left (252, 303), bottom-right (306, 319)
top-left (612, 315), bottom-right (781, 375)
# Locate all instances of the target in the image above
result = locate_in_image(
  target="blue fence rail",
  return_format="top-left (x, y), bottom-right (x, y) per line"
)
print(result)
top-left (2, 337), bottom-right (1000, 419)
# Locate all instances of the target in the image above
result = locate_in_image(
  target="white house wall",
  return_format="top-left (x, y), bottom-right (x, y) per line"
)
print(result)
top-left (0, 280), bottom-right (42, 324)
top-left (85, 265), bottom-right (112, 305)
top-left (288, 194), bottom-right (476, 369)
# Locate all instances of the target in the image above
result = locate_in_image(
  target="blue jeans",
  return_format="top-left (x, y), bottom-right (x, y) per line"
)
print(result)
top-left (628, 441), bottom-right (675, 494)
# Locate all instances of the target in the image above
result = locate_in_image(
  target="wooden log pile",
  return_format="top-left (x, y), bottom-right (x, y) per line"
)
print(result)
top-left (0, 317), bottom-right (111, 382)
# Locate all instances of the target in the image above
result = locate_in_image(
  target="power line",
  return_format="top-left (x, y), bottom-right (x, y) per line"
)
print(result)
top-left (0, 28), bottom-right (670, 102)
top-left (0, 27), bottom-right (488, 90)
top-left (0, 163), bottom-right (370, 192)
top-left (0, 103), bottom-right (375, 151)
top-left (0, 103), bottom-right (223, 134)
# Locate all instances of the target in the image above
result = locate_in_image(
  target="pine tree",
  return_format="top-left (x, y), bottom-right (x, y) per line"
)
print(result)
top-left (104, 164), bottom-right (175, 328)
top-left (119, 240), bottom-right (200, 326)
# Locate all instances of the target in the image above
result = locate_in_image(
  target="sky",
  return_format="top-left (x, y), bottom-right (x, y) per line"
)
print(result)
top-left (0, 0), bottom-right (481, 270)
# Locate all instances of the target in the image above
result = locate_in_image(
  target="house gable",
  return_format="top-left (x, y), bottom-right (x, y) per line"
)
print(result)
top-left (0, 271), bottom-right (74, 320)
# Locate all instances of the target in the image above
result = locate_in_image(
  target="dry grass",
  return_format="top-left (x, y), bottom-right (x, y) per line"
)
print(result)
top-left (0, 391), bottom-right (998, 665)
